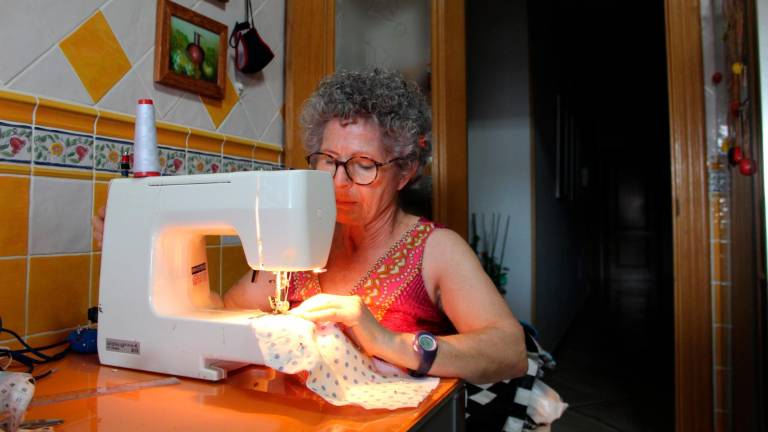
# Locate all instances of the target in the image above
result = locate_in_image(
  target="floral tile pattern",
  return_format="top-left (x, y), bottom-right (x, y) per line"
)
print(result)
top-left (34, 127), bottom-right (93, 169)
top-left (159, 146), bottom-right (186, 176)
top-left (254, 162), bottom-right (282, 171)
top-left (223, 157), bottom-right (252, 173)
top-left (94, 137), bottom-right (131, 172)
top-left (188, 151), bottom-right (221, 175)
top-left (0, 121), bottom-right (33, 163)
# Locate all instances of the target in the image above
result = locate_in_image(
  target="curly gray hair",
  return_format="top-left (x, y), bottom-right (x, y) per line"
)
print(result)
top-left (300, 68), bottom-right (432, 173)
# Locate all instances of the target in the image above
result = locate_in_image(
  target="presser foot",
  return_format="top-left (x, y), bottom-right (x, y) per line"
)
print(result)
top-left (268, 297), bottom-right (290, 314)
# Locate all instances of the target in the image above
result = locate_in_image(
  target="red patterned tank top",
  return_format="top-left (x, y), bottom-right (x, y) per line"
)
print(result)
top-left (287, 218), bottom-right (454, 335)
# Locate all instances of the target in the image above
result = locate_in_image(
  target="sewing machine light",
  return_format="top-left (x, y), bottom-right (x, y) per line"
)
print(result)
top-left (312, 268), bottom-right (327, 273)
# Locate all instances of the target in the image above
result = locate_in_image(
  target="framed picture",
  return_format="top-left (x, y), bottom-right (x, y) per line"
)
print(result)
top-left (154, 0), bottom-right (228, 99)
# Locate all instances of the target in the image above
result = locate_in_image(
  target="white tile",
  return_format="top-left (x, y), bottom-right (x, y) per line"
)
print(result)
top-left (468, 389), bottom-right (496, 405)
top-left (135, 48), bottom-right (184, 117)
top-left (30, 177), bottom-right (92, 255)
top-left (9, 47), bottom-right (93, 104)
top-left (102, 0), bottom-right (156, 64)
top-left (260, 112), bottom-right (283, 146)
top-left (0, 0), bottom-right (105, 84)
top-left (175, 0), bottom-right (202, 9)
top-left (262, 44), bottom-right (284, 107)
top-left (253, 0), bottom-right (284, 53)
top-left (162, 92), bottom-right (214, 131)
top-left (218, 102), bottom-right (257, 139)
top-left (97, 68), bottom-right (152, 114)
top-left (240, 82), bottom-right (278, 138)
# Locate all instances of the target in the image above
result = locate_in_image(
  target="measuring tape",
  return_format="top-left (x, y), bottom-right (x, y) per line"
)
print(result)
top-left (30, 376), bottom-right (181, 407)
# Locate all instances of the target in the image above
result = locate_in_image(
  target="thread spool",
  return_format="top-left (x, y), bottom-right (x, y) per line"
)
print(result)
top-left (133, 99), bottom-right (160, 177)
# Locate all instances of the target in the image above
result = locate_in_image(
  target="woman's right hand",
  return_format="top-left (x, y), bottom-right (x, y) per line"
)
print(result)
top-left (92, 206), bottom-right (106, 246)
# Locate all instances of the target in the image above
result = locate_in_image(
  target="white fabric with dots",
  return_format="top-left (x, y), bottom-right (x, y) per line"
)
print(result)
top-left (251, 314), bottom-right (440, 410)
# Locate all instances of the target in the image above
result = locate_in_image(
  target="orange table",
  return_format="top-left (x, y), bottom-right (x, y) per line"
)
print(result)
top-left (25, 354), bottom-right (465, 431)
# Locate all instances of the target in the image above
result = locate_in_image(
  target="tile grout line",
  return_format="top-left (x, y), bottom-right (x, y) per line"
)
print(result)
top-left (23, 96), bottom-right (40, 340)
top-left (88, 109), bottom-right (101, 313)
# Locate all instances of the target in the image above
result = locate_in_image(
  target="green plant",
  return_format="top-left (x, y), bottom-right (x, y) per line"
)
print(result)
top-left (470, 213), bottom-right (510, 294)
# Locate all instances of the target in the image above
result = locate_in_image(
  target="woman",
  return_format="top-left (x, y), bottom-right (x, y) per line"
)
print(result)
top-left (223, 69), bottom-right (527, 384)
top-left (93, 69), bottom-right (527, 384)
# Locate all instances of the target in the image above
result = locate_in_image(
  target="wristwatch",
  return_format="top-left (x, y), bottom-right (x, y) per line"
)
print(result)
top-left (410, 331), bottom-right (438, 377)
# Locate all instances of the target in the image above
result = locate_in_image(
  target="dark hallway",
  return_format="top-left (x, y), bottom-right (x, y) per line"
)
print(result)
top-left (528, 1), bottom-right (675, 430)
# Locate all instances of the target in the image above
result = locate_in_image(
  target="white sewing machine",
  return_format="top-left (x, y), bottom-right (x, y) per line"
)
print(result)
top-left (97, 170), bottom-right (335, 380)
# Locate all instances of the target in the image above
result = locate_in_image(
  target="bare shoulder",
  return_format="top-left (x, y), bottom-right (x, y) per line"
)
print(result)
top-left (422, 227), bottom-right (481, 287)
top-left (423, 227), bottom-right (476, 264)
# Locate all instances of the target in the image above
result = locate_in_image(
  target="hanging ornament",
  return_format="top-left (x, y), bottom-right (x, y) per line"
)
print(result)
top-left (728, 146), bottom-right (744, 165)
top-left (719, 137), bottom-right (732, 153)
top-left (730, 100), bottom-right (741, 116)
top-left (731, 62), bottom-right (744, 75)
top-left (712, 72), bottom-right (723, 84)
top-left (738, 158), bottom-right (756, 176)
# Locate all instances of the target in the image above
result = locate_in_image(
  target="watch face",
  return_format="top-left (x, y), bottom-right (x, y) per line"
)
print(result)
top-left (417, 333), bottom-right (437, 352)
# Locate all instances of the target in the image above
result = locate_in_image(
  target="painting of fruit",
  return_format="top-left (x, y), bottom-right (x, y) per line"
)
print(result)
top-left (169, 16), bottom-right (219, 83)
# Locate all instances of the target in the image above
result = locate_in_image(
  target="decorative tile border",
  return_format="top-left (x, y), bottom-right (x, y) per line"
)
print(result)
top-left (0, 91), bottom-right (283, 178)
top-left (223, 156), bottom-right (252, 173)
top-left (33, 127), bottom-right (93, 170)
top-left (0, 121), bottom-right (32, 164)
top-left (254, 162), bottom-right (283, 171)
top-left (187, 150), bottom-right (222, 175)
top-left (159, 146), bottom-right (186, 176)
top-left (94, 137), bottom-right (131, 173)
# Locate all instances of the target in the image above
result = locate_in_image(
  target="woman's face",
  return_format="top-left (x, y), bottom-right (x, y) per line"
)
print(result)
top-left (319, 117), bottom-right (412, 226)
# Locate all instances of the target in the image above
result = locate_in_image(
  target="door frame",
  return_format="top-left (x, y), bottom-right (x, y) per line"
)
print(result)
top-left (665, 0), bottom-right (714, 430)
top-left (284, 0), bottom-right (468, 239)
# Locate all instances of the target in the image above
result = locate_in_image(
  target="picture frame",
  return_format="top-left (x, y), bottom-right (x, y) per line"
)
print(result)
top-left (154, 0), bottom-right (228, 99)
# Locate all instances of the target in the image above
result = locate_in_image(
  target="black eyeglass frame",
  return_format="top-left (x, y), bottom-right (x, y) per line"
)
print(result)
top-left (305, 151), bottom-right (404, 185)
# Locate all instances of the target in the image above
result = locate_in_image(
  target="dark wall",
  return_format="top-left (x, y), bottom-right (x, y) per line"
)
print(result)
top-left (529, 0), bottom-right (673, 349)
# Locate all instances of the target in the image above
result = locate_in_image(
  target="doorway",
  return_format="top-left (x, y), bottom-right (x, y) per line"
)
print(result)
top-left (527, 1), bottom-right (675, 430)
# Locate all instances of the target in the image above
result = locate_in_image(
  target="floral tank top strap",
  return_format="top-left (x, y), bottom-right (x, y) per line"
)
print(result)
top-left (354, 218), bottom-right (436, 320)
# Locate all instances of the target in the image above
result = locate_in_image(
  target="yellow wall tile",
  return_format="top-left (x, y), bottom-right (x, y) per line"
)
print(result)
top-left (32, 166), bottom-right (93, 180)
top-left (188, 129), bottom-right (224, 154)
top-left (96, 110), bottom-right (134, 141)
top-left (59, 11), bottom-right (132, 103)
top-left (0, 163), bottom-right (31, 176)
top-left (26, 329), bottom-right (71, 350)
top-left (157, 121), bottom-right (189, 149)
top-left (0, 90), bottom-right (37, 124)
top-left (253, 143), bottom-right (282, 164)
top-left (201, 76), bottom-right (239, 129)
top-left (207, 247), bottom-right (221, 294)
top-left (223, 136), bottom-right (255, 159)
top-left (36, 98), bottom-right (97, 134)
top-left (0, 176), bottom-right (29, 256)
top-left (29, 255), bottom-right (90, 334)
top-left (92, 182), bottom-right (109, 251)
top-left (0, 259), bottom-right (27, 333)
top-left (222, 245), bottom-right (250, 295)
top-left (91, 253), bottom-right (101, 307)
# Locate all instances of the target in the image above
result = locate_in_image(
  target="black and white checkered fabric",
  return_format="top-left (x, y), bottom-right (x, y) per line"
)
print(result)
top-left (465, 326), bottom-right (555, 432)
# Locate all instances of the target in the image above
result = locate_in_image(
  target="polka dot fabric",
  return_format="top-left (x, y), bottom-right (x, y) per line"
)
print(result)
top-left (251, 315), bottom-right (439, 410)
top-left (0, 371), bottom-right (35, 432)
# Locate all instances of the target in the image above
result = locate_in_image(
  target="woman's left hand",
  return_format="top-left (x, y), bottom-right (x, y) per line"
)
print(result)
top-left (288, 293), bottom-right (391, 356)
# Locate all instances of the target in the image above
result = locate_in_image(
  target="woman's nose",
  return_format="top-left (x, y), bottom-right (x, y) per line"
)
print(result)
top-left (332, 165), bottom-right (353, 187)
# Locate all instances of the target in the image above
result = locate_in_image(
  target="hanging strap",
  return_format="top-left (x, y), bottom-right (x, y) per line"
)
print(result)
top-left (229, 0), bottom-right (254, 48)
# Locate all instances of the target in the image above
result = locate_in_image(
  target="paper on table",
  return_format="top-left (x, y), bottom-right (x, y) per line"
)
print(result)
top-left (251, 314), bottom-right (439, 410)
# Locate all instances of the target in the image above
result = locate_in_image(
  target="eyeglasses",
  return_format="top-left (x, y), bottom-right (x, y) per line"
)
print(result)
top-left (305, 152), bottom-right (403, 185)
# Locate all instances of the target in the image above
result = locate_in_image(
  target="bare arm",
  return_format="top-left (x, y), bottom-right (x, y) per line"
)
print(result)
top-left (223, 270), bottom-right (275, 310)
top-left (372, 229), bottom-right (528, 384)
top-left (290, 229), bottom-right (528, 384)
